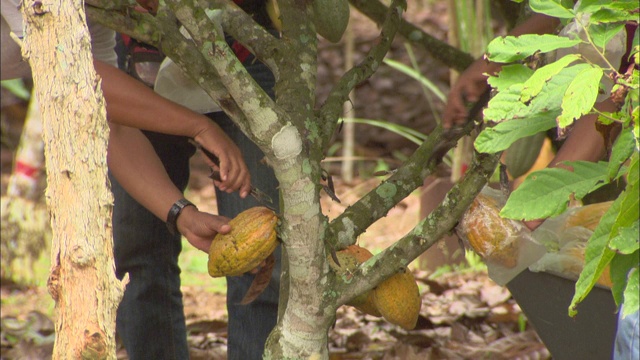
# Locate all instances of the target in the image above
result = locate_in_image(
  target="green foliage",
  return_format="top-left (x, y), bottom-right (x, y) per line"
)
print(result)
top-left (383, 58), bottom-right (446, 102)
top-left (1, 79), bottom-right (30, 101)
top-left (500, 161), bottom-right (611, 220)
top-left (477, 1), bottom-right (639, 316)
top-left (486, 34), bottom-right (581, 63)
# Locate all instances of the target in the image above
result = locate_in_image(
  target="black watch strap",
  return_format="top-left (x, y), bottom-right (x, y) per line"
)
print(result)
top-left (166, 198), bottom-right (197, 236)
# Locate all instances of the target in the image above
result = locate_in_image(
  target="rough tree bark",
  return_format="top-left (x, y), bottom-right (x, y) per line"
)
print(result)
top-left (21, 0), bottom-right (124, 358)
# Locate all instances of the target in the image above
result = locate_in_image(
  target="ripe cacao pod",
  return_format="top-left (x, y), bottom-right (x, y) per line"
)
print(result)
top-left (458, 192), bottom-right (520, 268)
top-left (565, 201), bottom-right (613, 231)
top-left (372, 270), bottom-right (422, 330)
top-left (328, 245), bottom-right (381, 317)
top-left (502, 132), bottom-right (546, 179)
top-left (312, 0), bottom-right (350, 43)
top-left (208, 207), bottom-right (278, 277)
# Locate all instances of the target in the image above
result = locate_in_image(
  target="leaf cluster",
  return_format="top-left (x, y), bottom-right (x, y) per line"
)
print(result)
top-left (476, 0), bottom-right (639, 317)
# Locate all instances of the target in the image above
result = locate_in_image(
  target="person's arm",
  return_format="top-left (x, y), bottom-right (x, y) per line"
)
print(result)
top-left (443, 13), bottom-right (561, 128)
top-left (107, 123), bottom-right (231, 252)
top-left (548, 99), bottom-right (617, 169)
top-left (94, 59), bottom-right (251, 196)
top-left (523, 98), bottom-right (618, 230)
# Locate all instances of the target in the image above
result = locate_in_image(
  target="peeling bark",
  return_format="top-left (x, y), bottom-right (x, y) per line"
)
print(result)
top-left (21, 0), bottom-right (124, 358)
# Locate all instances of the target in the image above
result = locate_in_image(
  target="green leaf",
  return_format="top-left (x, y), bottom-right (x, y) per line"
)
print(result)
top-left (610, 221), bottom-right (640, 254)
top-left (486, 34), bottom-right (582, 63)
top-left (622, 267), bottom-right (639, 317)
top-left (487, 64), bottom-right (534, 92)
top-left (576, 0), bottom-right (639, 14)
top-left (483, 83), bottom-right (529, 121)
top-left (341, 118), bottom-right (427, 145)
top-left (627, 152), bottom-right (639, 186)
top-left (610, 251), bottom-right (638, 307)
top-left (475, 113), bottom-right (557, 153)
top-left (383, 58), bottom-right (446, 102)
top-left (613, 174), bottom-right (639, 234)
top-left (484, 64), bottom-right (591, 123)
top-left (591, 8), bottom-right (639, 23)
top-left (527, 64), bottom-right (593, 115)
top-left (607, 129), bottom-right (635, 180)
top-left (500, 161), bottom-right (609, 220)
top-left (529, 0), bottom-right (575, 19)
top-left (1, 79), bottom-right (30, 101)
top-left (520, 54), bottom-right (581, 103)
top-left (632, 107), bottom-right (640, 150)
top-left (588, 22), bottom-right (625, 50)
top-left (569, 196), bottom-right (621, 316)
top-left (557, 66), bottom-right (603, 128)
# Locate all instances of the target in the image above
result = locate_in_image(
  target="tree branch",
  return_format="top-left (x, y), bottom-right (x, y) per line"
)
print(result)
top-left (85, 6), bottom-right (252, 131)
top-left (325, 125), bottom-right (440, 249)
top-left (165, 0), bottom-right (288, 148)
top-left (334, 151), bottom-right (499, 306)
top-left (204, 0), bottom-right (284, 80)
top-left (327, 116), bottom-right (481, 250)
top-left (318, 0), bottom-right (405, 152)
top-left (349, 0), bottom-right (475, 72)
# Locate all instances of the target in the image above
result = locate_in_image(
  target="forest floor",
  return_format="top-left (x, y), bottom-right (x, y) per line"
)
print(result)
top-left (0, 150), bottom-right (551, 360)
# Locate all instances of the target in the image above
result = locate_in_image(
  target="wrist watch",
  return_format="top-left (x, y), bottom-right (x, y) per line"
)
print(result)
top-left (166, 198), bottom-right (197, 236)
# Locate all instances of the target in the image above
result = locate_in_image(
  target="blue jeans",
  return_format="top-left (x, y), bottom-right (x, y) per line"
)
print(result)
top-left (112, 59), bottom-right (280, 360)
top-left (614, 308), bottom-right (640, 360)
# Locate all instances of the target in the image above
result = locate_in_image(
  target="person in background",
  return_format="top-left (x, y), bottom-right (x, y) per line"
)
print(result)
top-left (2, 1), bottom-right (276, 359)
top-left (111, 1), bottom-right (281, 359)
top-left (1, 0), bottom-right (251, 254)
top-left (442, 8), bottom-right (638, 360)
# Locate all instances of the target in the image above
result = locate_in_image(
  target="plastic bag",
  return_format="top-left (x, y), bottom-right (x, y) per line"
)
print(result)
top-left (457, 186), bottom-right (614, 287)
top-left (456, 187), bottom-right (547, 285)
top-left (529, 201), bottom-right (614, 288)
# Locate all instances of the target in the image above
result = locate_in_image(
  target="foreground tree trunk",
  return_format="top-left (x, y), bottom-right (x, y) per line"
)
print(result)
top-left (21, 0), bottom-right (124, 358)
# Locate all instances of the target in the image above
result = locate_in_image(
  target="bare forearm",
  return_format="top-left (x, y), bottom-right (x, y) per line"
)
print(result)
top-left (95, 59), bottom-right (210, 138)
top-left (550, 99), bottom-right (618, 168)
top-left (107, 123), bottom-right (182, 221)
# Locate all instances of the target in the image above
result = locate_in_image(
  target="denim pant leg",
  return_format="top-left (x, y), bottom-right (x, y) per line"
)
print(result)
top-left (112, 132), bottom-right (195, 360)
top-left (614, 308), bottom-right (640, 360)
top-left (207, 111), bottom-right (281, 360)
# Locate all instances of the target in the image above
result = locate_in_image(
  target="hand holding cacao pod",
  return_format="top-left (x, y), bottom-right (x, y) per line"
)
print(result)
top-left (208, 207), bottom-right (278, 277)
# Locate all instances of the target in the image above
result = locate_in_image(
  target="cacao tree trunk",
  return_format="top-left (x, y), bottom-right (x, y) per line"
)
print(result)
top-left (83, 1), bottom-right (497, 358)
top-left (21, 0), bottom-right (124, 358)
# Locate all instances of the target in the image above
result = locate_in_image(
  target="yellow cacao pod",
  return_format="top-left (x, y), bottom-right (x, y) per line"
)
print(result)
top-left (328, 245), bottom-right (382, 317)
top-left (208, 207), bottom-right (278, 277)
top-left (372, 270), bottom-right (422, 330)
top-left (565, 201), bottom-right (613, 231)
top-left (312, 0), bottom-right (350, 43)
top-left (458, 193), bottom-right (520, 268)
top-left (502, 132), bottom-right (546, 179)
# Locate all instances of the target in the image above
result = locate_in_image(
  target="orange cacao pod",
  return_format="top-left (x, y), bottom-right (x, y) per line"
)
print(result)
top-left (565, 201), bottom-right (613, 231)
top-left (208, 207), bottom-right (278, 277)
top-left (458, 193), bottom-right (520, 268)
top-left (372, 270), bottom-right (422, 330)
top-left (328, 245), bottom-right (382, 317)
